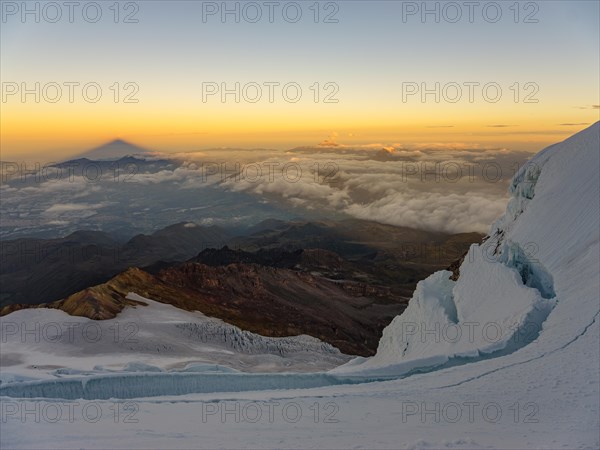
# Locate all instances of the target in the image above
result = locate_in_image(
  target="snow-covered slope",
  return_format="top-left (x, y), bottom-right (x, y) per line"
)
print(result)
top-left (0, 296), bottom-right (350, 381)
top-left (335, 121), bottom-right (599, 377)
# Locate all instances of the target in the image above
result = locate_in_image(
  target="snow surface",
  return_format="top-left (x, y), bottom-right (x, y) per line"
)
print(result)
top-left (0, 296), bottom-right (350, 382)
top-left (1, 123), bottom-right (599, 449)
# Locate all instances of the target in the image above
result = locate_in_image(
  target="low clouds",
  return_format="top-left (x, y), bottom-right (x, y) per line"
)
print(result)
top-left (1, 144), bottom-right (532, 237)
top-left (44, 202), bottom-right (107, 214)
top-left (344, 190), bottom-right (506, 233)
top-left (218, 146), bottom-right (531, 234)
top-left (43, 202), bottom-right (113, 221)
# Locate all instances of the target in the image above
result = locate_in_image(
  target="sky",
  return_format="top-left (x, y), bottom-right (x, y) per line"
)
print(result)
top-left (1, 0), bottom-right (599, 159)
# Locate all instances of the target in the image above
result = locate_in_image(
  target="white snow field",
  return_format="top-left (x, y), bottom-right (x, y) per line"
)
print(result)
top-left (1, 123), bottom-right (599, 449)
top-left (0, 295), bottom-right (351, 380)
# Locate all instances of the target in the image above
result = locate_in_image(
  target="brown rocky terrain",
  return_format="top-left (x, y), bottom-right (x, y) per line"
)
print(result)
top-left (1, 262), bottom-right (408, 356)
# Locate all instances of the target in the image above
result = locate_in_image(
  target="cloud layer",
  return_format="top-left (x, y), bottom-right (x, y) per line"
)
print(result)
top-left (1, 145), bottom-right (532, 238)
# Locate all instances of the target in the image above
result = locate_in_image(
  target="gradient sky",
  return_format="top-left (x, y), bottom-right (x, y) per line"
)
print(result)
top-left (1, 0), bottom-right (599, 159)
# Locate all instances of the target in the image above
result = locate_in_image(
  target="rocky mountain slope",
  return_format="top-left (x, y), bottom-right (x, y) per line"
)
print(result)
top-left (1, 260), bottom-right (407, 355)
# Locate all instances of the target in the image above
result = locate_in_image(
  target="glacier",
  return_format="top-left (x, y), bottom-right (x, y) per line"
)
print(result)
top-left (0, 296), bottom-right (351, 384)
